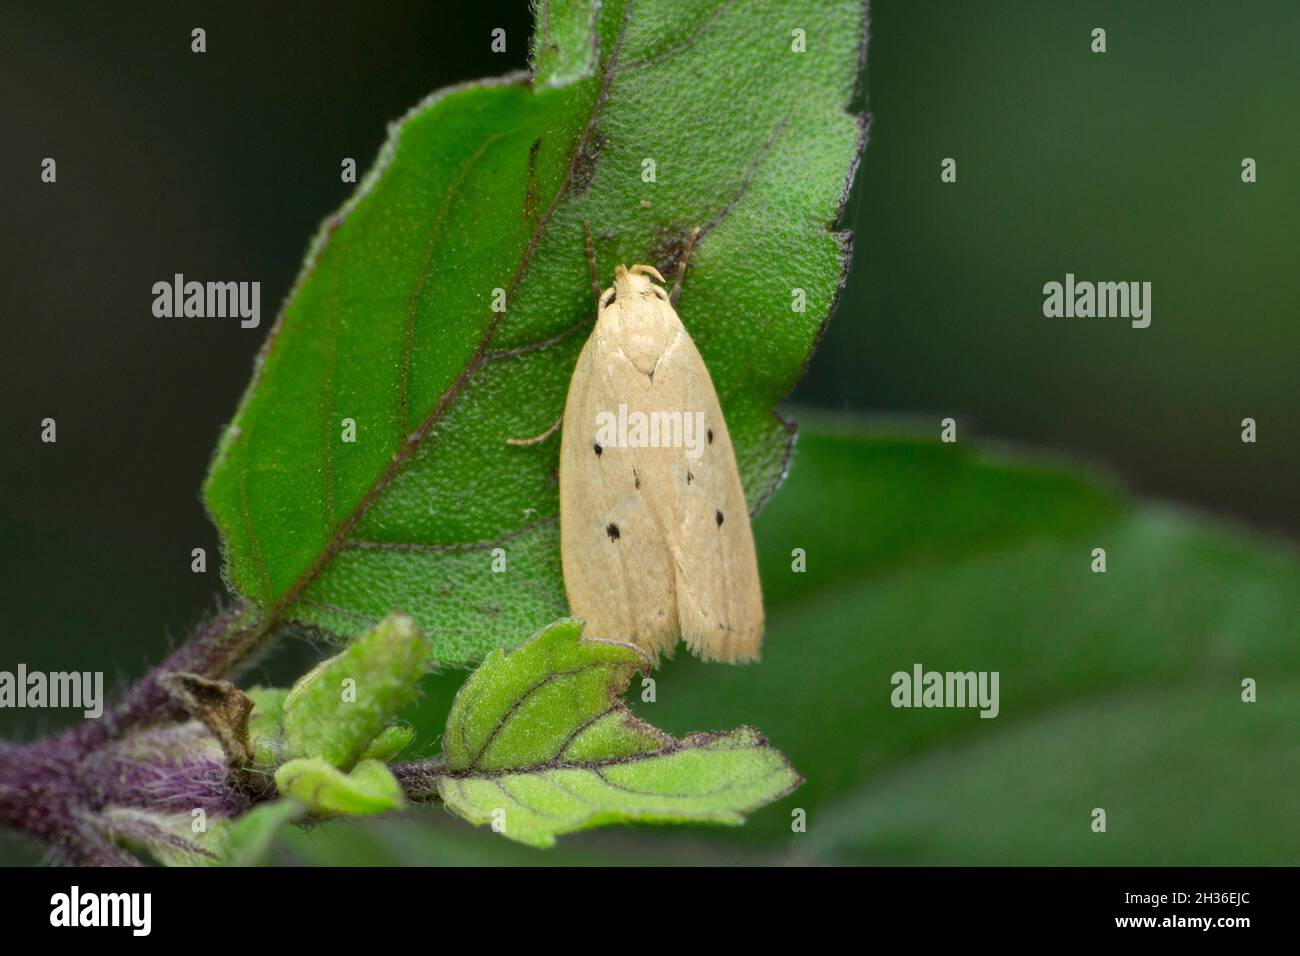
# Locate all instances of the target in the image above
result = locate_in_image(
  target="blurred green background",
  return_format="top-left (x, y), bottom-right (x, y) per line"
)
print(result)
top-left (1, 1), bottom-right (1296, 864)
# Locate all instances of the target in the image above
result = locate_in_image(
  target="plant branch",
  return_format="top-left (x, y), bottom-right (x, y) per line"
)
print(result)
top-left (86, 600), bottom-right (266, 746)
top-left (0, 601), bottom-right (280, 861)
top-left (389, 758), bottom-right (448, 803)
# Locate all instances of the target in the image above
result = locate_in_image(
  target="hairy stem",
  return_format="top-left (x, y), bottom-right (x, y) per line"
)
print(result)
top-left (0, 602), bottom-right (277, 861)
top-left (85, 600), bottom-right (265, 746)
top-left (389, 758), bottom-right (448, 803)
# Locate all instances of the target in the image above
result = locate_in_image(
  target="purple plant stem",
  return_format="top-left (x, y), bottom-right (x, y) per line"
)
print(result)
top-left (0, 729), bottom-right (255, 863)
top-left (0, 603), bottom-right (271, 862)
top-left (63, 599), bottom-right (264, 752)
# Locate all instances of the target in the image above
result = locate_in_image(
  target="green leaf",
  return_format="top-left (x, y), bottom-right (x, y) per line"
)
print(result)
top-left (96, 807), bottom-right (218, 867)
top-left (282, 612), bottom-right (429, 769)
top-left (102, 801), bottom-right (305, 867)
top-left (275, 758), bottom-right (405, 817)
top-left (203, 0), bottom-right (867, 665)
top-left (644, 415), bottom-right (1300, 863)
top-left (360, 721), bottom-right (416, 762)
top-left (246, 685), bottom-right (288, 768)
top-left (431, 619), bottom-right (801, 848)
top-left (270, 415), bottom-right (1300, 865)
top-left (530, 0), bottom-right (599, 87)
top-left (802, 680), bottom-right (1300, 865)
top-left (212, 800), bottom-right (306, 866)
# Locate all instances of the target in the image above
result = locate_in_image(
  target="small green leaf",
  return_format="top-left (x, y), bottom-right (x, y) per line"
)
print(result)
top-left (275, 757), bottom-right (405, 816)
top-left (435, 619), bottom-right (800, 847)
top-left (214, 800), bottom-right (306, 866)
top-left (101, 801), bottom-right (305, 867)
top-left (282, 612), bottom-right (429, 770)
top-left (531, 0), bottom-right (599, 87)
top-left (247, 685), bottom-right (288, 768)
top-left (202, 0), bottom-right (867, 665)
top-left (97, 808), bottom-right (218, 867)
top-left (360, 721), bottom-right (416, 762)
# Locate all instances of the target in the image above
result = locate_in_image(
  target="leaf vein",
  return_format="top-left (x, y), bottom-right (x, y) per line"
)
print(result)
top-left (465, 661), bottom-right (633, 770)
top-left (613, 0), bottom-right (732, 75)
top-left (397, 133), bottom-right (503, 437)
top-left (341, 515), bottom-right (556, 554)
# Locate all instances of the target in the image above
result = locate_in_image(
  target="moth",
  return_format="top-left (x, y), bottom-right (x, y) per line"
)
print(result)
top-left (520, 225), bottom-right (764, 664)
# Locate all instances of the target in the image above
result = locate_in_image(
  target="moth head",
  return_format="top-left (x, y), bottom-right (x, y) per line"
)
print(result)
top-left (606, 264), bottom-right (669, 306)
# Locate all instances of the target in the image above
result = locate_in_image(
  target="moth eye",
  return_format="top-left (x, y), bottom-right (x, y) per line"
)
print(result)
top-left (606, 523), bottom-right (621, 541)
top-left (601, 289), bottom-right (616, 307)
top-left (706, 429), bottom-right (714, 445)
top-left (594, 443), bottom-right (603, 456)
top-left (715, 510), bottom-right (724, 527)
top-left (650, 285), bottom-right (668, 301)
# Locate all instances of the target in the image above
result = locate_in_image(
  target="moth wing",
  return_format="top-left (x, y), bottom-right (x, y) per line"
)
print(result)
top-left (656, 327), bottom-right (764, 662)
top-left (559, 328), bottom-right (679, 661)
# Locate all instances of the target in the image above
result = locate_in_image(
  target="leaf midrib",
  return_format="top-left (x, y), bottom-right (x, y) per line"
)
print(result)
top-left (438, 733), bottom-right (769, 782)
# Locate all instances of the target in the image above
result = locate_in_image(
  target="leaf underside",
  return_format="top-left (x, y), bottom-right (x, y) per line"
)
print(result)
top-left (433, 619), bottom-right (801, 847)
top-left (204, 0), bottom-right (868, 664)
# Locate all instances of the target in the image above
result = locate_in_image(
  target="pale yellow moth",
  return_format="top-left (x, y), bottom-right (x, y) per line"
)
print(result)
top-left (551, 226), bottom-right (763, 664)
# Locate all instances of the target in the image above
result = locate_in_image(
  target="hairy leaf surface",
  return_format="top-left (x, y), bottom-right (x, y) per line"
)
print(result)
top-left (432, 619), bottom-right (800, 847)
top-left (204, 0), bottom-right (867, 663)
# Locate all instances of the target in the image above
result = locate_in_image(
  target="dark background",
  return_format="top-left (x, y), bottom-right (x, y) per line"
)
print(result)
top-left (1, 0), bottom-right (1296, 858)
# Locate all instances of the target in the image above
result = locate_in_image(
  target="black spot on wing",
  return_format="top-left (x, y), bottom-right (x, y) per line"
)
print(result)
top-left (594, 442), bottom-right (602, 456)
top-left (606, 523), bottom-right (620, 541)
top-left (715, 510), bottom-right (724, 527)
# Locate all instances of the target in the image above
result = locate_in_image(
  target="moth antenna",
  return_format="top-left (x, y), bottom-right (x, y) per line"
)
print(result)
top-left (582, 220), bottom-right (602, 308)
top-left (670, 226), bottom-right (701, 306)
